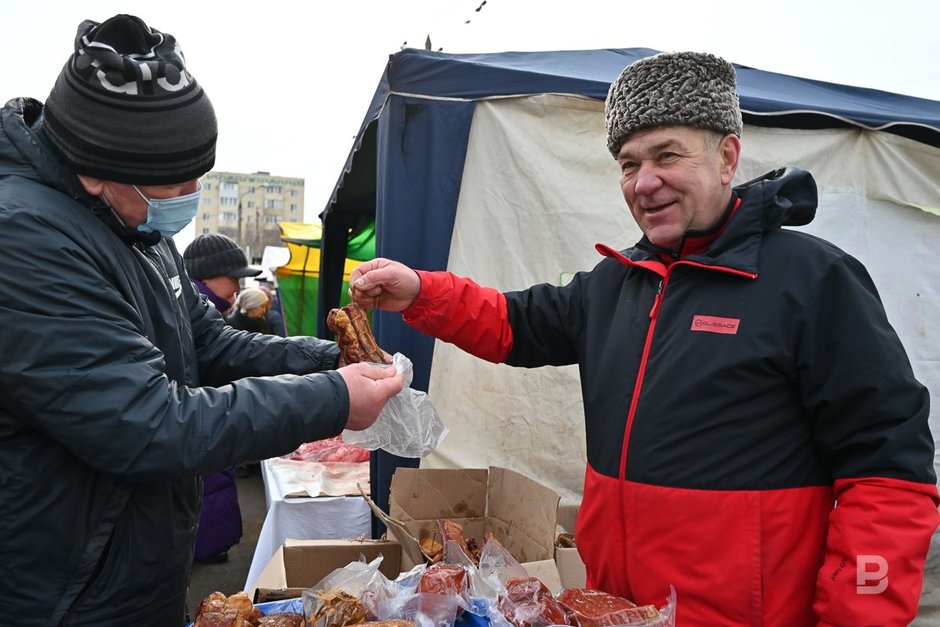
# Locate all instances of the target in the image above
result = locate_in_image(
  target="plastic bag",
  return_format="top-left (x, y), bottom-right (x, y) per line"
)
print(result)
top-left (302, 555), bottom-right (391, 627)
top-left (342, 353), bottom-right (448, 458)
top-left (557, 585), bottom-right (677, 627)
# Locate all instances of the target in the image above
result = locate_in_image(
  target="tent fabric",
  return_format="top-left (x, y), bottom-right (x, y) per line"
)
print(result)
top-left (318, 46), bottom-right (940, 532)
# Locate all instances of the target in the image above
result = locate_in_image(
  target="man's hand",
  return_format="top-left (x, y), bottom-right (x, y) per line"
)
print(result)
top-left (348, 258), bottom-right (421, 312)
top-left (338, 361), bottom-right (404, 430)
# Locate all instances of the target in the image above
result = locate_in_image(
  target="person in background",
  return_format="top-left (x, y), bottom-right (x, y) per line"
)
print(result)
top-left (183, 232), bottom-right (261, 316)
top-left (349, 51), bottom-right (938, 626)
top-left (181, 234), bottom-right (264, 564)
top-left (257, 281), bottom-right (287, 336)
top-left (227, 286), bottom-right (274, 334)
top-left (0, 14), bottom-right (402, 626)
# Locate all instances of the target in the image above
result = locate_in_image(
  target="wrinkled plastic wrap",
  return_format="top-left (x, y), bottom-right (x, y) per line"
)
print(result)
top-left (342, 353), bottom-right (448, 458)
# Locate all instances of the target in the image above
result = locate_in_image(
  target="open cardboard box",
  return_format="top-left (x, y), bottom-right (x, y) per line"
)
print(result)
top-left (248, 538), bottom-right (401, 603)
top-left (555, 501), bottom-right (587, 589)
top-left (364, 466), bottom-right (564, 592)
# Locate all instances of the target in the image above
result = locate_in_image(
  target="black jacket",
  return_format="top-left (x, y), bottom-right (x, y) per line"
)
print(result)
top-left (0, 98), bottom-right (348, 626)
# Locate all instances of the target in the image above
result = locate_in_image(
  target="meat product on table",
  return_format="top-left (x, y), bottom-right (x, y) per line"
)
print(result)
top-left (417, 562), bottom-right (469, 597)
top-left (557, 588), bottom-right (661, 626)
top-left (497, 576), bottom-right (569, 627)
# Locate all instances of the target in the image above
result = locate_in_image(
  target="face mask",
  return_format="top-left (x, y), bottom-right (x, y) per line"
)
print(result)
top-left (133, 181), bottom-right (202, 237)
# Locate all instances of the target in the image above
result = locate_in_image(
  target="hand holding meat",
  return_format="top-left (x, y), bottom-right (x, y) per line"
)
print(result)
top-left (349, 258), bottom-right (421, 312)
top-left (339, 362), bottom-right (404, 430)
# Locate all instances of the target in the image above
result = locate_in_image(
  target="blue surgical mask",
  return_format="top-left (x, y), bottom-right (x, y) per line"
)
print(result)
top-left (134, 181), bottom-right (203, 238)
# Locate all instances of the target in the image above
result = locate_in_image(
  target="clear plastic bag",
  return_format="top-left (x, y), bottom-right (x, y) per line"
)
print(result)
top-left (342, 353), bottom-right (449, 458)
top-left (302, 555), bottom-right (390, 627)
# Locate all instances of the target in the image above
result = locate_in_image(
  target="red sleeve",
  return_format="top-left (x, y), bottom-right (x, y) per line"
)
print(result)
top-left (401, 270), bottom-right (513, 363)
top-left (814, 476), bottom-right (939, 626)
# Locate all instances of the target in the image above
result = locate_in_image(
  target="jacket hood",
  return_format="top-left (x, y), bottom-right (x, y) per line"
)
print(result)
top-left (0, 98), bottom-right (87, 199)
top-left (737, 166), bottom-right (818, 230)
top-left (1, 98), bottom-right (161, 246)
top-left (691, 167), bottom-right (818, 273)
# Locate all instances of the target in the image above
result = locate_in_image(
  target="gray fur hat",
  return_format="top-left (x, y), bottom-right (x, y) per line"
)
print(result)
top-left (604, 51), bottom-right (743, 157)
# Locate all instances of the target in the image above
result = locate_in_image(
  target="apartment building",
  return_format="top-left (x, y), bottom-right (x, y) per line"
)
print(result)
top-left (196, 170), bottom-right (304, 263)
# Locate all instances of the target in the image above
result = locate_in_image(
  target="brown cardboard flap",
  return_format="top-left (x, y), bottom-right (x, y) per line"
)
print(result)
top-left (556, 501), bottom-right (580, 535)
top-left (486, 467), bottom-right (560, 562)
top-left (555, 546), bottom-right (587, 589)
top-left (251, 538), bottom-right (402, 601)
top-left (253, 588), bottom-right (306, 603)
top-left (281, 541), bottom-right (400, 586)
top-left (360, 490), bottom-right (428, 568)
top-left (389, 468), bottom-right (488, 521)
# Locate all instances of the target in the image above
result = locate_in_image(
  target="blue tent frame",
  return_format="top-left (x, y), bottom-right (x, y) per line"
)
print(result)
top-left (318, 47), bottom-right (940, 536)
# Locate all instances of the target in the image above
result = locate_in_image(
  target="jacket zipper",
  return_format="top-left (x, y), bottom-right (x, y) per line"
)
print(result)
top-left (618, 276), bottom-right (665, 480)
top-left (617, 262), bottom-right (757, 481)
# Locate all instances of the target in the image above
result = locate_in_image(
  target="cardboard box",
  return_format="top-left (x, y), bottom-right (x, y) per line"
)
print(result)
top-left (248, 538), bottom-right (401, 602)
top-left (365, 466), bottom-right (561, 584)
top-left (554, 501), bottom-right (587, 589)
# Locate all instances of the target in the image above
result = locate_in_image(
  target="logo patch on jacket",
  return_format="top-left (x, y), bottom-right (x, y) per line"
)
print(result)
top-left (691, 315), bottom-right (740, 335)
top-left (169, 275), bottom-right (183, 299)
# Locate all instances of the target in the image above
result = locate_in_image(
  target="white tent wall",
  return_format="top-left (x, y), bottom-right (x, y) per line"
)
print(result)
top-left (419, 94), bottom-right (940, 506)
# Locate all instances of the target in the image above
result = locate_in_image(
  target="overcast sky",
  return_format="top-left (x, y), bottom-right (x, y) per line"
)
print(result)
top-left (4, 0), bottom-right (939, 244)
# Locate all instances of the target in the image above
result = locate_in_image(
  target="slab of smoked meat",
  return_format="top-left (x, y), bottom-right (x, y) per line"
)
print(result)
top-left (327, 304), bottom-right (391, 365)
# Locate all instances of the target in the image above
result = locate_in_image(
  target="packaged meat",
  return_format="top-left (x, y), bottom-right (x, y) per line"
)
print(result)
top-left (557, 588), bottom-right (662, 626)
top-left (309, 589), bottom-right (366, 627)
top-left (417, 562), bottom-right (469, 597)
top-left (497, 576), bottom-right (568, 627)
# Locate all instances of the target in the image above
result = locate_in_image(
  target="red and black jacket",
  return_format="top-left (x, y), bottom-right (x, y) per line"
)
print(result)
top-left (403, 168), bottom-right (939, 626)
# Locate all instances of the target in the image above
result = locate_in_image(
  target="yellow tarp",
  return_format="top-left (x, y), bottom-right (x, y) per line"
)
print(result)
top-left (276, 222), bottom-right (359, 280)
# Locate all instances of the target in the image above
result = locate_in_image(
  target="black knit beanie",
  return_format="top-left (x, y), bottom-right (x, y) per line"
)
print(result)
top-left (42, 14), bottom-right (217, 185)
top-left (605, 51), bottom-right (743, 157)
top-left (183, 233), bottom-right (261, 280)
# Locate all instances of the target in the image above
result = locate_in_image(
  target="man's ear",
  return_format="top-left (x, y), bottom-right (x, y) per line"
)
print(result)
top-left (77, 174), bottom-right (104, 196)
top-left (718, 134), bottom-right (741, 185)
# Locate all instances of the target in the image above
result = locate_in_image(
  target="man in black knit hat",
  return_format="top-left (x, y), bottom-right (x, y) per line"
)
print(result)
top-left (0, 15), bottom-right (403, 626)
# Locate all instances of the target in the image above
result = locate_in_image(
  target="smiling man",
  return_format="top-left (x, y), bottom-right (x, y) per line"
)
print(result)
top-left (347, 51), bottom-right (938, 626)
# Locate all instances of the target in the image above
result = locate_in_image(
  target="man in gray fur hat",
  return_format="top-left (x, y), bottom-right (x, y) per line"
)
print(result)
top-left (346, 51), bottom-right (937, 626)
top-left (0, 15), bottom-right (403, 625)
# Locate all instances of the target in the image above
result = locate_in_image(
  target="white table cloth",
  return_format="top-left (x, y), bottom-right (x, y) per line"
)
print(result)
top-left (244, 458), bottom-right (372, 590)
